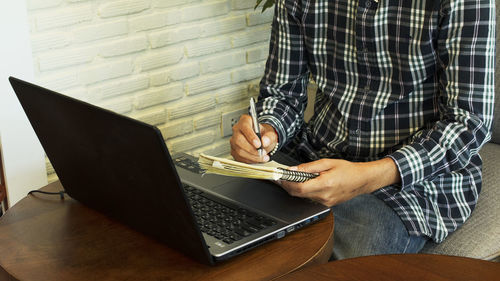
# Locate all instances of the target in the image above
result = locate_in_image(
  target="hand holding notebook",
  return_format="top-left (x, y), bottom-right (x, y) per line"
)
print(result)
top-left (198, 154), bottom-right (318, 183)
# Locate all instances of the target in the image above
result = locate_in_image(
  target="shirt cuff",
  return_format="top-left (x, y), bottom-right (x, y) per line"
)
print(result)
top-left (388, 143), bottom-right (434, 190)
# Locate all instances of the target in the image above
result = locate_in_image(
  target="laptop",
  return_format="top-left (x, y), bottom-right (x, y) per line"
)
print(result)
top-left (9, 77), bottom-right (331, 265)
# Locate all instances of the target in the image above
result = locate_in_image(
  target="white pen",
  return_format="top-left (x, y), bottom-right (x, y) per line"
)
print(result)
top-left (249, 97), bottom-right (264, 157)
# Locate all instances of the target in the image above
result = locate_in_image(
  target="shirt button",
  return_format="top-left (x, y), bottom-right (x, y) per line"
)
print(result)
top-left (354, 129), bottom-right (361, 136)
top-left (365, 1), bottom-right (372, 8)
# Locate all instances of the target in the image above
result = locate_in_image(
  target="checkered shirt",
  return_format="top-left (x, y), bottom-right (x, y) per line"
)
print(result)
top-left (256, 0), bottom-right (495, 242)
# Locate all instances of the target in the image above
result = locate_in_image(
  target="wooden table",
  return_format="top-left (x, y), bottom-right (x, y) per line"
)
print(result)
top-left (276, 254), bottom-right (500, 281)
top-left (0, 181), bottom-right (334, 281)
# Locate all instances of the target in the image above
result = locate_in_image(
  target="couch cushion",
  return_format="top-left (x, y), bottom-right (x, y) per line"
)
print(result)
top-left (492, 100), bottom-right (500, 143)
top-left (492, 77), bottom-right (499, 142)
top-left (421, 143), bottom-right (500, 260)
top-left (491, 2), bottom-right (500, 144)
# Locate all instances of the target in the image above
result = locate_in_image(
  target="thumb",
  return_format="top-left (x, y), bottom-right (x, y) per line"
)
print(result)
top-left (260, 124), bottom-right (278, 148)
top-left (294, 159), bottom-right (331, 174)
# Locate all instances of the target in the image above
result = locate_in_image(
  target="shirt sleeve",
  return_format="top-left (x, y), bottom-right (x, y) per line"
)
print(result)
top-left (256, 0), bottom-right (310, 149)
top-left (389, 0), bottom-right (496, 189)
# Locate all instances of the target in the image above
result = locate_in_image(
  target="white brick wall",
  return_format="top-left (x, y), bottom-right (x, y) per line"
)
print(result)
top-left (98, 0), bottom-right (150, 18)
top-left (181, 1), bottom-right (228, 22)
top-left (26, 0), bottom-right (273, 182)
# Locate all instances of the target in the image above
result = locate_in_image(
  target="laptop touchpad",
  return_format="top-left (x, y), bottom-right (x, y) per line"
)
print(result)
top-left (211, 179), bottom-right (324, 223)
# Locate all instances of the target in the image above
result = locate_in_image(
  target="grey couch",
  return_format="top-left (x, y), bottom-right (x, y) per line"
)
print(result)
top-left (420, 3), bottom-right (500, 260)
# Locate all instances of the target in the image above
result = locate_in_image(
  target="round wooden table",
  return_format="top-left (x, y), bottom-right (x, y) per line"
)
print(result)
top-left (0, 181), bottom-right (334, 281)
top-left (276, 254), bottom-right (500, 281)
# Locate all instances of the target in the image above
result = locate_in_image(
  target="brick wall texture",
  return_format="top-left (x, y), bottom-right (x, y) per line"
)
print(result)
top-left (26, 0), bottom-right (273, 182)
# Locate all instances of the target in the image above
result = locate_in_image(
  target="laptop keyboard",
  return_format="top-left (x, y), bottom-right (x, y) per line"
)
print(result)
top-left (183, 185), bottom-right (277, 245)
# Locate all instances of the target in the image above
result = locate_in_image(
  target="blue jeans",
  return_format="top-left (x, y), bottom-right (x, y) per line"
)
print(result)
top-left (330, 193), bottom-right (428, 260)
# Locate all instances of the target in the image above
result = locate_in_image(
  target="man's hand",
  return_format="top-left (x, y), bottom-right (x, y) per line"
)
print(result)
top-left (279, 157), bottom-right (401, 207)
top-left (230, 114), bottom-right (278, 163)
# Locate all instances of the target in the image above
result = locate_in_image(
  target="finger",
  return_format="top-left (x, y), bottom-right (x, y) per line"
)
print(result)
top-left (279, 181), bottom-right (304, 197)
top-left (238, 115), bottom-right (261, 149)
top-left (279, 179), bottom-right (322, 198)
top-left (230, 131), bottom-right (259, 156)
top-left (294, 159), bottom-right (334, 174)
top-left (260, 124), bottom-right (278, 151)
top-left (294, 175), bottom-right (344, 206)
top-left (233, 149), bottom-right (268, 163)
top-left (305, 188), bottom-right (343, 207)
top-left (273, 180), bottom-right (283, 187)
top-left (309, 195), bottom-right (334, 207)
top-left (230, 115), bottom-right (265, 161)
top-left (230, 134), bottom-right (268, 163)
top-left (281, 173), bottom-right (328, 195)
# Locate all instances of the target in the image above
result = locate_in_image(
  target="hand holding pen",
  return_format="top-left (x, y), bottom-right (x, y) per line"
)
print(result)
top-left (229, 98), bottom-right (279, 163)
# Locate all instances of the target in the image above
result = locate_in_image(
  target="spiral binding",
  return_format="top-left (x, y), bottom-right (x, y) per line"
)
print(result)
top-left (277, 168), bottom-right (318, 182)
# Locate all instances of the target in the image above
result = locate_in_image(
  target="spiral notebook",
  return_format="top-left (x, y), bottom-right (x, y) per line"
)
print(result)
top-left (198, 154), bottom-right (317, 182)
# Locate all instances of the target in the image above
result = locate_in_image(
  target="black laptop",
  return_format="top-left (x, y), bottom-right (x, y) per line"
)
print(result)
top-left (9, 77), bottom-right (330, 265)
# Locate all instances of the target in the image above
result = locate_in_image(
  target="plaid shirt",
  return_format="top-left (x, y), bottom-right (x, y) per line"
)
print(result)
top-left (257, 0), bottom-right (495, 242)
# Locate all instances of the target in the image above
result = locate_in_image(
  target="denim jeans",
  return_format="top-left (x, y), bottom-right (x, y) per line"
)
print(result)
top-left (330, 193), bottom-right (428, 260)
